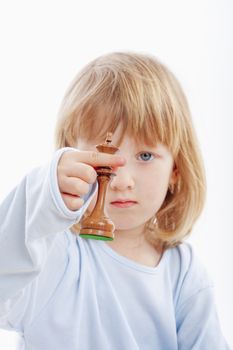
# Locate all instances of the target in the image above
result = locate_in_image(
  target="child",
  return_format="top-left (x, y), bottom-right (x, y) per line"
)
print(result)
top-left (0, 52), bottom-right (230, 349)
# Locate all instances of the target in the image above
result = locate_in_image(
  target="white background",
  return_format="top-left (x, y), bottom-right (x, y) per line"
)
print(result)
top-left (0, 0), bottom-right (232, 348)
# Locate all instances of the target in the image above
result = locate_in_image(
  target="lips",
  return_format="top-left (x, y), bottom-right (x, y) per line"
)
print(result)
top-left (110, 200), bottom-right (137, 208)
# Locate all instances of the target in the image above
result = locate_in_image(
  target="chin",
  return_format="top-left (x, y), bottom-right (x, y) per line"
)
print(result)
top-left (113, 221), bottom-right (143, 231)
top-left (114, 225), bottom-right (131, 231)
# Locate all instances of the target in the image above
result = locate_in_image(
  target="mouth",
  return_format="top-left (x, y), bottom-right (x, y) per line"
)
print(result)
top-left (110, 200), bottom-right (138, 208)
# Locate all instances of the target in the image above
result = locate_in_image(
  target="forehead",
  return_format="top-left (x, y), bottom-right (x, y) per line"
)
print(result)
top-left (77, 130), bottom-right (170, 157)
top-left (76, 111), bottom-right (161, 144)
top-left (75, 101), bottom-right (165, 145)
top-left (74, 99), bottom-right (179, 159)
top-left (76, 122), bottom-right (149, 147)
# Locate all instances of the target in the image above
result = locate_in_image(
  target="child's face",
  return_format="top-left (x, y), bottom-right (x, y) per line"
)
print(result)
top-left (77, 126), bottom-right (176, 235)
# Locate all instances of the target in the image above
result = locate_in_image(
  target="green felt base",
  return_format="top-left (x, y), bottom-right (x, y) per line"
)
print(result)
top-left (79, 234), bottom-right (113, 241)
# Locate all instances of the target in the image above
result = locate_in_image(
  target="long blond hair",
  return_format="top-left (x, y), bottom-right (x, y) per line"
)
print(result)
top-left (54, 51), bottom-right (206, 248)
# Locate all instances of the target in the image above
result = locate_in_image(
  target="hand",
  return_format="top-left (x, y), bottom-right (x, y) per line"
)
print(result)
top-left (57, 150), bottom-right (126, 211)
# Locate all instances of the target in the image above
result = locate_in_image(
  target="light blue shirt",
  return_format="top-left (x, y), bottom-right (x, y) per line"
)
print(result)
top-left (0, 148), bottom-right (230, 349)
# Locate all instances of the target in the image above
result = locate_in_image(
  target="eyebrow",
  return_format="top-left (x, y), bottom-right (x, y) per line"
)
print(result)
top-left (135, 142), bottom-right (165, 151)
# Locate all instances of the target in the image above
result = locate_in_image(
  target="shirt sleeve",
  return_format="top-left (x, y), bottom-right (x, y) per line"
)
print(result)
top-left (175, 245), bottom-right (230, 350)
top-left (0, 147), bottom-right (97, 330)
top-left (176, 286), bottom-right (230, 349)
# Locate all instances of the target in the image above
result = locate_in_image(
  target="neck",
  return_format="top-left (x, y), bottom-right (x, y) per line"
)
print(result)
top-left (108, 224), bottom-right (147, 249)
top-left (106, 225), bottom-right (163, 268)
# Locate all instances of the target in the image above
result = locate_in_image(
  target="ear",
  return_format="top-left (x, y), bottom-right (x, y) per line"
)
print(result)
top-left (169, 164), bottom-right (179, 185)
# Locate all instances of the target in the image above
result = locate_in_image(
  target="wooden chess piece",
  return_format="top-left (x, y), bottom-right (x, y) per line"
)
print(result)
top-left (79, 132), bottom-right (119, 241)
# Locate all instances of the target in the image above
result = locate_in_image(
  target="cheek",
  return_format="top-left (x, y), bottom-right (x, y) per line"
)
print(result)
top-left (142, 171), bottom-right (170, 202)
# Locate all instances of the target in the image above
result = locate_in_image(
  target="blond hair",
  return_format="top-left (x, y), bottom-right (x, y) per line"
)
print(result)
top-left (54, 51), bottom-right (206, 248)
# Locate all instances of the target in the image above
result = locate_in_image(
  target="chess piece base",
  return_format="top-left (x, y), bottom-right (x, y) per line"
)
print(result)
top-left (79, 228), bottom-right (114, 241)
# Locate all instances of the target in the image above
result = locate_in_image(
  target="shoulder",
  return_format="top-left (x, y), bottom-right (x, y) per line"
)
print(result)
top-left (167, 242), bottom-right (212, 286)
top-left (166, 242), bottom-right (214, 309)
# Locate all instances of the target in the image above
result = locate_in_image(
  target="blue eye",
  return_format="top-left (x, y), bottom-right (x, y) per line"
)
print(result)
top-left (138, 152), bottom-right (154, 162)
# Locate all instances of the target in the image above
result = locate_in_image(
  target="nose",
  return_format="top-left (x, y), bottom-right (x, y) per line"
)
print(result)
top-left (110, 164), bottom-right (135, 191)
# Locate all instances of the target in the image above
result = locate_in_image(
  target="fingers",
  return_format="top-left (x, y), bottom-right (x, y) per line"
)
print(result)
top-left (58, 162), bottom-right (97, 185)
top-left (61, 193), bottom-right (84, 211)
top-left (74, 150), bottom-right (126, 168)
top-left (59, 177), bottom-right (90, 211)
top-left (59, 176), bottom-right (91, 197)
top-left (57, 149), bottom-right (126, 211)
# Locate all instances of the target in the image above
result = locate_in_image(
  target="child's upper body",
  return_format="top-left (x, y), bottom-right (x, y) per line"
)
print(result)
top-left (0, 52), bottom-right (230, 349)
